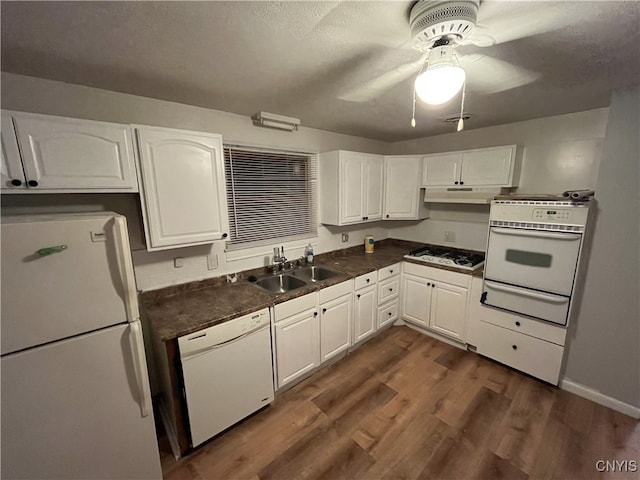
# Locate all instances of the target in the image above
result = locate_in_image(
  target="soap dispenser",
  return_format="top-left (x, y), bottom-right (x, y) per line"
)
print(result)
top-left (304, 243), bottom-right (314, 265)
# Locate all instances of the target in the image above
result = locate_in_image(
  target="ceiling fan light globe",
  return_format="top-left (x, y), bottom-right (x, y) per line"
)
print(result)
top-left (414, 65), bottom-right (465, 105)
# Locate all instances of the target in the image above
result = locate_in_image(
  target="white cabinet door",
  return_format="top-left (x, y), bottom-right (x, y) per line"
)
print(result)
top-left (383, 156), bottom-right (422, 219)
top-left (12, 113), bottom-right (138, 191)
top-left (135, 126), bottom-right (229, 251)
top-left (1, 112), bottom-right (25, 190)
top-left (353, 285), bottom-right (377, 343)
top-left (320, 294), bottom-right (351, 362)
top-left (400, 273), bottom-right (431, 328)
top-left (274, 307), bottom-right (320, 388)
top-left (363, 154), bottom-right (384, 220)
top-left (429, 282), bottom-right (468, 342)
top-left (461, 146), bottom-right (514, 186)
top-left (339, 152), bottom-right (365, 224)
top-left (422, 153), bottom-right (461, 186)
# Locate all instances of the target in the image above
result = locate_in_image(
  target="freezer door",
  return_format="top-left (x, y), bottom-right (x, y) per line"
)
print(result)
top-left (1, 214), bottom-right (138, 354)
top-left (1, 322), bottom-right (162, 480)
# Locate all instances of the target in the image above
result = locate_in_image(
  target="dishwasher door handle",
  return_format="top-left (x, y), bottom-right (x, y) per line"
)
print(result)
top-left (181, 324), bottom-right (268, 359)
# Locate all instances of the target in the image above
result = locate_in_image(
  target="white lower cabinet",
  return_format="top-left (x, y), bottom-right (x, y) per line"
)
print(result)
top-left (400, 262), bottom-right (469, 343)
top-left (467, 277), bottom-right (566, 385)
top-left (273, 293), bottom-right (320, 389)
top-left (319, 281), bottom-right (353, 362)
top-left (377, 263), bottom-right (400, 329)
top-left (352, 271), bottom-right (378, 344)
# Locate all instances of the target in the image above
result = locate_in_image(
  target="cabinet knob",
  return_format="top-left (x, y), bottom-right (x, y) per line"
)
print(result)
top-left (388, 312), bottom-right (392, 316)
top-left (454, 181), bottom-right (459, 185)
top-left (27, 179), bottom-right (39, 187)
top-left (512, 345), bottom-right (518, 350)
top-left (322, 308), bottom-right (327, 314)
top-left (221, 233), bottom-right (228, 238)
top-left (427, 282), bottom-right (431, 286)
top-left (366, 279), bottom-right (370, 283)
top-left (431, 284), bottom-right (435, 288)
top-left (314, 311), bottom-right (318, 317)
top-left (460, 181), bottom-right (465, 185)
top-left (357, 294), bottom-right (361, 299)
top-left (515, 321), bottom-right (521, 327)
top-left (386, 214), bottom-right (390, 218)
top-left (10, 179), bottom-right (22, 187)
top-left (389, 288), bottom-right (393, 292)
top-left (390, 269), bottom-right (394, 274)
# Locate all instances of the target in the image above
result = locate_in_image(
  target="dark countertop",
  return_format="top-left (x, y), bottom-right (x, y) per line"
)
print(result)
top-left (141, 239), bottom-right (483, 341)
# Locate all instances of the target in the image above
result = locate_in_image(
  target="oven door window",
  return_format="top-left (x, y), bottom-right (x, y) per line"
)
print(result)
top-left (485, 227), bottom-right (582, 296)
top-left (505, 249), bottom-right (552, 268)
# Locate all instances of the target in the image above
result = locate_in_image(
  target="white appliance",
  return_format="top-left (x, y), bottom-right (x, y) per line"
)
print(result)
top-left (482, 199), bottom-right (591, 325)
top-left (178, 308), bottom-right (274, 447)
top-left (1, 213), bottom-right (162, 480)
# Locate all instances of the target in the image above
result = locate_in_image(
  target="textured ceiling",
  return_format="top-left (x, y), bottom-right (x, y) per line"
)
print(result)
top-left (1, 1), bottom-right (639, 142)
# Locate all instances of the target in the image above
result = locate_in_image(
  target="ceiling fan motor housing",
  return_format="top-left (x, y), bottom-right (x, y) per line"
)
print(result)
top-left (410, 0), bottom-right (479, 47)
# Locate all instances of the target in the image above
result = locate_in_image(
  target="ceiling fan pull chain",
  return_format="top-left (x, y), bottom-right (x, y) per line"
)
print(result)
top-left (411, 60), bottom-right (427, 128)
top-left (457, 81), bottom-right (467, 132)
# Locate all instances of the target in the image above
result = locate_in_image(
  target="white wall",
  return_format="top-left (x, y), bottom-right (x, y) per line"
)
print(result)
top-left (562, 86), bottom-right (640, 409)
top-left (386, 108), bottom-right (608, 250)
top-left (1, 73), bottom-right (391, 290)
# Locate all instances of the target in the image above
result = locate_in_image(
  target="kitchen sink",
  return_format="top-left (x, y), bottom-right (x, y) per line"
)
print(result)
top-left (255, 274), bottom-right (307, 294)
top-left (291, 266), bottom-right (341, 283)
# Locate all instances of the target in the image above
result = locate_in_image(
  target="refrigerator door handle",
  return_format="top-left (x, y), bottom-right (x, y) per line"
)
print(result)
top-left (112, 215), bottom-right (139, 323)
top-left (129, 321), bottom-right (152, 418)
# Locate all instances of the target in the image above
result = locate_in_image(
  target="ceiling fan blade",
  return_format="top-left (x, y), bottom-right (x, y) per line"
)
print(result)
top-left (338, 52), bottom-right (428, 102)
top-left (460, 53), bottom-right (540, 94)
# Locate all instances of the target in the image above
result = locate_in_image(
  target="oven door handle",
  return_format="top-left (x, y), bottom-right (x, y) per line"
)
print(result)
top-left (484, 280), bottom-right (570, 304)
top-left (490, 227), bottom-right (580, 241)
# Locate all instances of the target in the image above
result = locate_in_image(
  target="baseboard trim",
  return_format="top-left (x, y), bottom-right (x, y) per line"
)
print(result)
top-left (559, 379), bottom-right (640, 419)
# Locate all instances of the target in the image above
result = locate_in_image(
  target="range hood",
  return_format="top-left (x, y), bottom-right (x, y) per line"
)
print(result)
top-left (423, 187), bottom-right (510, 204)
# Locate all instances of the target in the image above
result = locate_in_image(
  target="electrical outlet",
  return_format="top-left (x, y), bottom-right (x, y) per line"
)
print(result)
top-left (207, 254), bottom-right (218, 270)
top-left (173, 257), bottom-right (184, 268)
top-left (341, 233), bottom-right (349, 243)
top-left (444, 231), bottom-right (456, 242)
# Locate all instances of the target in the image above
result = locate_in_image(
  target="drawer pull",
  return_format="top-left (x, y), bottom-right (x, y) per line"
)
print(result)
top-left (390, 269), bottom-right (394, 274)
top-left (427, 282), bottom-right (431, 286)
top-left (512, 345), bottom-right (518, 350)
top-left (515, 321), bottom-right (521, 327)
top-left (322, 308), bottom-right (327, 314)
top-left (389, 288), bottom-right (393, 292)
top-left (366, 278), bottom-right (370, 283)
top-left (357, 294), bottom-right (361, 299)
top-left (388, 312), bottom-right (393, 316)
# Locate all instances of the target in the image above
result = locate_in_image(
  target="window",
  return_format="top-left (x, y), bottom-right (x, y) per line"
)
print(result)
top-left (223, 145), bottom-right (317, 250)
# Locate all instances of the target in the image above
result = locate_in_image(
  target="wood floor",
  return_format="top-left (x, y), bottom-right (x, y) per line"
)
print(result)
top-left (159, 326), bottom-right (639, 480)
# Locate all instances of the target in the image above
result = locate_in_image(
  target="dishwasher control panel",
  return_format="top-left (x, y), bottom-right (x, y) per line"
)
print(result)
top-left (178, 308), bottom-right (270, 357)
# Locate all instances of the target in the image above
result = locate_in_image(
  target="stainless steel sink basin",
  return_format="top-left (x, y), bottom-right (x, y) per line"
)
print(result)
top-left (255, 274), bottom-right (307, 294)
top-left (291, 266), bottom-right (341, 283)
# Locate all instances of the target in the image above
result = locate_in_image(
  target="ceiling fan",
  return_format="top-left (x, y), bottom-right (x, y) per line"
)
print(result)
top-left (338, 0), bottom-right (542, 129)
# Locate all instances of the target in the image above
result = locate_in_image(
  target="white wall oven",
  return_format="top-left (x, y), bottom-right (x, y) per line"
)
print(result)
top-left (482, 199), bottom-right (591, 326)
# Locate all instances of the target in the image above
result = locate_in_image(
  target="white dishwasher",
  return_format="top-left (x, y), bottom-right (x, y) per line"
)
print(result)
top-left (178, 308), bottom-right (274, 447)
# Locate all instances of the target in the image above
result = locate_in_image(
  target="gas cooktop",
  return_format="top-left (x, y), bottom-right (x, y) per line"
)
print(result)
top-left (404, 246), bottom-right (485, 271)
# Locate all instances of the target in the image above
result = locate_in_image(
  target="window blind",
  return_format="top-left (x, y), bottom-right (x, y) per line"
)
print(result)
top-left (224, 145), bottom-right (317, 250)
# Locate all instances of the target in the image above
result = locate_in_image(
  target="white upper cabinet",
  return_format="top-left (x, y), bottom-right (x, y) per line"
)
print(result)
top-left (135, 125), bottom-right (229, 251)
top-left (422, 145), bottom-right (518, 188)
top-left (1, 112), bottom-right (26, 189)
top-left (383, 156), bottom-right (429, 220)
top-left (320, 150), bottom-right (383, 226)
top-left (1, 111), bottom-right (138, 192)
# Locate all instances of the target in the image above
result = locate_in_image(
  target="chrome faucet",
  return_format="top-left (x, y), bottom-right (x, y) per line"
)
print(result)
top-left (272, 246), bottom-right (287, 273)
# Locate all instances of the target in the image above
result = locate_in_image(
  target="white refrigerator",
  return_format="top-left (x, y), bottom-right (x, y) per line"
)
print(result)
top-left (1, 212), bottom-right (162, 480)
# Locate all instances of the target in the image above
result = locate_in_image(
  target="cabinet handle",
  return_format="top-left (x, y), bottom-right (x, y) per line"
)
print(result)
top-left (386, 214), bottom-right (390, 218)
top-left (432, 284), bottom-right (435, 288)
top-left (357, 294), bottom-right (361, 299)
top-left (366, 279), bottom-right (370, 283)
top-left (512, 345), bottom-right (518, 350)
top-left (389, 288), bottom-right (393, 292)
top-left (222, 233), bottom-right (228, 239)
top-left (322, 308), bottom-right (327, 314)
top-left (427, 282), bottom-right (431, 286)
top-left (388, 312), bottom-right (392, 316)
top-left (10, 179), bottom-right (22, 187)
top-left (515, 321), bottom-right (521, 327)
top-left (27, 179), bottom-right (39, 187)
top-left (390, 269), bottom-right (394, 274)
top-left (454, 181), bottom-right (459, 185)
top-left (460, 181), bottom-right (465, 185)
top-left (314, 311), bottom-right (318, 317)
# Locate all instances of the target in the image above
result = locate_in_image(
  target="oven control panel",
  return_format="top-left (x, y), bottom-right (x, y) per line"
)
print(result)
top-left (532, 208), bottom-right (572, 221)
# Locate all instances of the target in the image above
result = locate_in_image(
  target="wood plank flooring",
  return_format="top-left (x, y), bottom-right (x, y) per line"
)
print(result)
top-left (159, 326), bottom-right (639, 480)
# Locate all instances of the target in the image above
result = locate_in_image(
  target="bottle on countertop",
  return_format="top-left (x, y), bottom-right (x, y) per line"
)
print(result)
top-left (364, 235), bottom-right (374, 254)
top-left (304, 243), bottom-right (314, 264)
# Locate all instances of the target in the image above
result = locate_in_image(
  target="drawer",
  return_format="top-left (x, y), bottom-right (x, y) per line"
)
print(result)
top-left (402, 261), bottom-right (470, 288)
top-left (378, 263), bottom-right (401, 282)
top-left (476, 321), bottom-right (565, 385)
top-left (377, 300), bottom-right (398, 329)
top-left (274, 292), bottom-right (317, 322)
top-left (377, 276), bottom-right (399, 304)
top-left (479, 308), bottom-right (567, 346)
top-left (354, 271), bottom-right (377, 290)
top-left (319, 279), bottom-right (353, 304)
